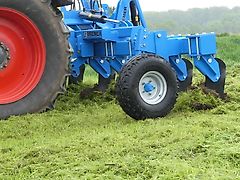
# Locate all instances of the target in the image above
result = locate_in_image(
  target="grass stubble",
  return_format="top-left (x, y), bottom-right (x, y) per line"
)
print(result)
top-left (0, 36), bottom-right (240, 179)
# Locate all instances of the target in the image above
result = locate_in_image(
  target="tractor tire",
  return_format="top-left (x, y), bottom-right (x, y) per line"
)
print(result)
top-left (0, 0), bottom-right (70, 119)
top-left (116, 54), bottom-right (178, 120)
top-left (178, 58), bottom-right (193, 92)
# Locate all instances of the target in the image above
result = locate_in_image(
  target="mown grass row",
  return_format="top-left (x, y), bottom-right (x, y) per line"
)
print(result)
top-left (0, 35), bottom-right (239, 179)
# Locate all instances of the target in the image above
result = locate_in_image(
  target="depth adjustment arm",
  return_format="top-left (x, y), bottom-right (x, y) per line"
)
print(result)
top-left (79, 12), bottom-right (120, 23)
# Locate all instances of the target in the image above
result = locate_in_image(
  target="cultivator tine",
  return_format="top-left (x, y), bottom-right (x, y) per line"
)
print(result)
top-left (178, 58), bottom-right (193, 92)
top-left (205, 58), bottom-right (226, 99)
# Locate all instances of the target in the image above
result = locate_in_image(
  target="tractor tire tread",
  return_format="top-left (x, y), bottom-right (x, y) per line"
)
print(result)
top-left (0, 0), bottom-right (71, 119)
top-left (40, 0), bottom-right (71, 112)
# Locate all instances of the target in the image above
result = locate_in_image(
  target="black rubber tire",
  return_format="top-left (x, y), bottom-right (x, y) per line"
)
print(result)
top-left (178, 58), bottom-right (193, 92)
top-left (0, 0), bottom-right (70, 119)
top-left (116, 54), bottom-right (178, 120)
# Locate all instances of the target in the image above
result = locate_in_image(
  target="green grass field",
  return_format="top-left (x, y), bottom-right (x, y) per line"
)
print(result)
top-left (0, 35), bottom-right (240, 179)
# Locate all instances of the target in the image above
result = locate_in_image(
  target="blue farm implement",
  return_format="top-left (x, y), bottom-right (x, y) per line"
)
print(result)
top-left (0, 0), bottom-right (226, 120)
top-left (62, 0), bottom-right (226, 119)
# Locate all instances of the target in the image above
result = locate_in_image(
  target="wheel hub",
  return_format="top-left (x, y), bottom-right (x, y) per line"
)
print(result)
top-left (144, 83), bottom-right (155, 93)
top-left (0, 7), bottom-right (46, 104)
top-left (139, 71), bottom-right (168, 105)
top-left (0, 42), bottom-right (10, 70)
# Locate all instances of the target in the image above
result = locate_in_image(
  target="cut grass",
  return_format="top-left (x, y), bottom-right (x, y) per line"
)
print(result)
top-left (0, 36), bottom-right (240, 179)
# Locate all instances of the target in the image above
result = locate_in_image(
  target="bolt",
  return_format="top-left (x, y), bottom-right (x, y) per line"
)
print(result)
top-left (149, 80), bottom-right (152, 83)
top-left (208, 58), bottom-right (213, 64)
top-left (122, 60), bottom-right (126, 64)
top-left (142, 91), bottom-right (145, 93)
top-left (148, 93), bottom-right (152, 96)
top-left (100, 60), bottom-right (104, 64)
top-left (142, 82), bottom-right (145, 85)
top-left (176, 59), bottom-right (180, 64)
top-left (144, 35), bottom-right (147, 39)
top-left (157, 34), bottom-right (162, 38)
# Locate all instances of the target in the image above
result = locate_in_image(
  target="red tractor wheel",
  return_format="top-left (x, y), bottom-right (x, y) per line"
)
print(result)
top-left (0, 8), bottom-right (46, 104)
top-left (0, 0), bottom-right (70, 119)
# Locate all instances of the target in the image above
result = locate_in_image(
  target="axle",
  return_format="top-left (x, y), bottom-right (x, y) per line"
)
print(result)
top-left (0, 42), bottom-right (10, 69)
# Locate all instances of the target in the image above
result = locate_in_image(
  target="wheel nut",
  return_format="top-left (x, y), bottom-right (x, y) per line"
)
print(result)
top-left (208, 58), bottom-right (213, 63)
top-left (0, 42), bottom-right (10, 70)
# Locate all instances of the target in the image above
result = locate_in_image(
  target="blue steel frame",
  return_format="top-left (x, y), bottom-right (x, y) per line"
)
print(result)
top-left (62, 0), bottom-right (221, 83)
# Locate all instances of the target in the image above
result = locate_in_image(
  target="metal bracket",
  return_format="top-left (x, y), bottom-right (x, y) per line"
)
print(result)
top-left (169, 56), bottom-right (188, 81)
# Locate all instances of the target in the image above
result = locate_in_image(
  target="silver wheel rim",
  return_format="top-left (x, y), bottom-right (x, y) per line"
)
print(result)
top-left (139, 71), bottom-right (168, 105)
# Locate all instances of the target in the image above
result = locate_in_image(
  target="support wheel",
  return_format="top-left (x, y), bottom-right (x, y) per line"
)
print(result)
top-left (178, 58), bottom-right (193, 92)
top-left (0, 0), bottom-right (70, 119)
top-left (116, 54), bottom-right (178, 120)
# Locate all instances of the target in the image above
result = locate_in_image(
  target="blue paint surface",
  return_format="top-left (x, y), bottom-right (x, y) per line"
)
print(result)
top-left (61, 0), bottom-right (221, 82)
